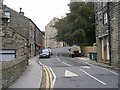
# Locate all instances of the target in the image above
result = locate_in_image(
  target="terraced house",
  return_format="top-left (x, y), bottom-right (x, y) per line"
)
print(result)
top-left (1, 5), bottom-right (44, 88)
top-left (95, 2), bottom-right (120, 68)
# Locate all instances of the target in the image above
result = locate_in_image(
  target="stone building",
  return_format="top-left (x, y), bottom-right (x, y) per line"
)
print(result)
top-left (45, 17), bottom-right (63, 48)
top-left (95, 2), bottom-right (120, 68)
top-left (1, 5), bottom-right (44, 88)
top-left (29, 19), bottom-right (44, 55)
top-left (2, 5), bottom-right (44, 57)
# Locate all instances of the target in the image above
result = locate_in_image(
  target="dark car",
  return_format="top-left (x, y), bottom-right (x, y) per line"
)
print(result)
top-left (39, 49), bottom-right (51, 58)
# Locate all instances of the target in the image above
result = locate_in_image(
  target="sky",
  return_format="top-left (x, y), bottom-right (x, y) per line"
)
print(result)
top-left (3, 0), bottom-right (70, 31)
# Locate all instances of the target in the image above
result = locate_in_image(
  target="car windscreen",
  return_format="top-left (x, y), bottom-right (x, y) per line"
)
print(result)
top-left (42, 50), bottom-right (49, 53)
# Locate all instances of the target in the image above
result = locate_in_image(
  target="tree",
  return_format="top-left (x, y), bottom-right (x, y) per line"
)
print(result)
top-left (54, 2), bottom-right (96, 46)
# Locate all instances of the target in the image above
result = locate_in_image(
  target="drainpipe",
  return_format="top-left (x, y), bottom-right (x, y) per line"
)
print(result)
top-left (34, 28), bottom-right (36, 56)
top-left (107, 2), bottom-right (111, 66)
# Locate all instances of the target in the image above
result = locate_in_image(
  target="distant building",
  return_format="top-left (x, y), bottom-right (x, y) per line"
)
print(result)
top-left (45, 17), bottom-right (63, 48)
top-left (95, 2), bottom-right (119, 68)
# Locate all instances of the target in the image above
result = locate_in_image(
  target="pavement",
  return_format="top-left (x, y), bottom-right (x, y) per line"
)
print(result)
top-left (9, 56), bottom-right (42, 88)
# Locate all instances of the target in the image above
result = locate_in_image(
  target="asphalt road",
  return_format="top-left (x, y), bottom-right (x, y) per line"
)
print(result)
top-left (38, 47), bottom-right (118, 89)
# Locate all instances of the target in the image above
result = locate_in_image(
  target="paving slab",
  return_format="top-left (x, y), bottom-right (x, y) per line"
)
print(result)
top-left (9, 56), bottom-right (42, 88)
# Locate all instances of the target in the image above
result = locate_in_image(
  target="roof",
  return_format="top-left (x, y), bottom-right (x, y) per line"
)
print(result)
top-left (45, 17), bottom-right (60, 28)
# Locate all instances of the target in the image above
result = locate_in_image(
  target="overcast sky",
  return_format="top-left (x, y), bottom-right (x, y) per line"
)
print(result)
top-left (3, 0), bottom-right (70, 31)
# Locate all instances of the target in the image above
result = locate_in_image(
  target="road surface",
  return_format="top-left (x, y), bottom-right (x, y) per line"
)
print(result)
top-left (38, 47), bottom-right (118, 89)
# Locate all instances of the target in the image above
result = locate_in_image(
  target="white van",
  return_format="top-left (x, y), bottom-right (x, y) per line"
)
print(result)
top-left (68, 45), bottom-right (81, 58)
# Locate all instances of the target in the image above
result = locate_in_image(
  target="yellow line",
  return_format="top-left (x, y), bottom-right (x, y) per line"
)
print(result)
top-left (46, 66), bottom-right (53, 88)
top-left (43, 66), bottom-right (50, 88)
top-left (42, 65), bottom-right (53, 89)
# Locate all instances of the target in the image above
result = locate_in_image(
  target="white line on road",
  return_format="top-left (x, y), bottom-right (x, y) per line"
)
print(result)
top-left (79, 69), bottom-right (106, 85)
top-left (39, 61), bottom-right (44, 66)
top-left (95, 66), bottom-right (118, 75)
top-left (81, 66), bottom-right (90, 69)
top-left (56, 55), bottom-right (72, 67)
top-left (56, 56), bottom-right (61, 61)
top-left (85, 62), bottom-right (93, 66)
top-left (62, 61), bottom-right (71, 67)
top-left (49, 67), bottom-right (56, 88)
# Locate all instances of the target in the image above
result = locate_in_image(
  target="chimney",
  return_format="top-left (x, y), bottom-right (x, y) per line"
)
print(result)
top-left (19, 7), bottom-right (24, 16)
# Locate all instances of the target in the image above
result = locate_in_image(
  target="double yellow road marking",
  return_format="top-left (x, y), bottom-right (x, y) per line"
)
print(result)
top-left (40, 65), bottom-right (53, 89)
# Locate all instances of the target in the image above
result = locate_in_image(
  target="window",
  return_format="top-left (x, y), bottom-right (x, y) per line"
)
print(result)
top-left (4, 11), bottom-right (10, 18)
top-left (103, 12), bottom-right (108, 24)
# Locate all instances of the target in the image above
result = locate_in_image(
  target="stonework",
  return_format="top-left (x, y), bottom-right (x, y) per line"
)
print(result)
top-left (45, 17), bottom-right (63, 48)
top-left (1, 5), bottom-right (44, 89)
top-left (95, 2), bottom-right (119, 68)
top-left (0, 1), bottom-right (3, 89)
top-left (2, 56), bottom-right (27, 89)
top-left (2, 27), bottom-right (27, 58)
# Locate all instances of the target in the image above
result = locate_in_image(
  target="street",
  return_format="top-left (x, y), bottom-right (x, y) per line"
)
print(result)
top-left (38, 47), bottom-right (118, 88)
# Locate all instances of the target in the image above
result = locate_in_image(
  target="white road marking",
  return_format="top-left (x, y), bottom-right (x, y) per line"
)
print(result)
top-left (39, 61), bottom-right (44, 66)
top-left (65, 70), bottom-right (78, 77)
top-left (95, 66), bottom-right (118, 75)
top-left (79, 69), bottom-right (106, 85)
top-left (56, 55), bottom-right (71, 67)
top-left (81, 66), bottom-right (90, 69)
top-left (49, 67), bottom-right (56, 88)
top-left (56, 56), bottom-right (61, 61)
top-left (39, 61), bottom-right (43, 88)
top-left (85, 62), bottom-right (93, 66)
top-left (61, 61), bottom-right (71, 67)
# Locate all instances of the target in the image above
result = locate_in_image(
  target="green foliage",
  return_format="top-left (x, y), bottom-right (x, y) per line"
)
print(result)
top-left (54, 2), bottom-right (96, 46)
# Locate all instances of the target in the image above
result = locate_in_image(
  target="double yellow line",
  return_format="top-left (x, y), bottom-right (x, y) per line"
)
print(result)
top-left (40, 65), bottom-right (53, 89)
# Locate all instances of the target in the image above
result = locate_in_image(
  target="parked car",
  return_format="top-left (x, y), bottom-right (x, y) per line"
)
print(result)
top-left (39, 49), bottom-right (51, 58)
top-left (68, 45), bottom-right (81, 58)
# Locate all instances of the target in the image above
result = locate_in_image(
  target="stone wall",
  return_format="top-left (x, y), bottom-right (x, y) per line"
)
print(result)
top-left (81, 46), bottom-right (97, 57)
top-left (2, 55), bottom-right (27, 89)
top-left (2, 26), bottom-right (28, 89)
top-left (0, 1), bottom-right (3, 89)
top-left (109, 3), bottom-right (119, 67)
top-left (118, 2), bottom-right (120, 69)
top-left (2, 27), bottom-right (27, 58)
top-left (95, 2), bottom-right (119, 67)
